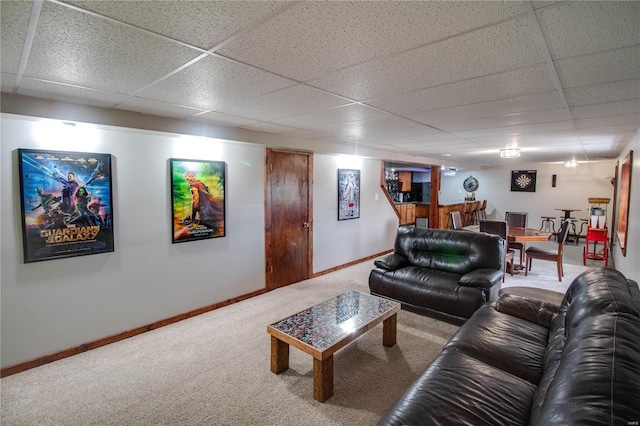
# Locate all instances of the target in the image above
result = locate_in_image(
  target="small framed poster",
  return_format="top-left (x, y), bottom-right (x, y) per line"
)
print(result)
top-left (338, 169), bottom-right (360, 221)
top-left (18, 149), bottom-right (114, 263)
top-left (170, 158), bottom-right (226, 243)
top-left (511, 170), bottom-right (537, 192)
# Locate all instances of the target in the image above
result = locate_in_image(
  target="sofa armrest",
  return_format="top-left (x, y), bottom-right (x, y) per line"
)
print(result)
top-left (459, 269), bottom-right (502, 289)
top-left (495, 293), bottom-right (560, 328)
top-left (374, 253), bottom-right (409, 271)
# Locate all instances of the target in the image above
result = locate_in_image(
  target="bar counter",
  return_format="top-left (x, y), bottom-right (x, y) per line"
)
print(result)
top-left (413, 202), bottom-right (478, 230)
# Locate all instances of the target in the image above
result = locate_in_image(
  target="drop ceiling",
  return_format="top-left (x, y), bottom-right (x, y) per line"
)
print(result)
top-left (1, 0), bottom-right (638, 168)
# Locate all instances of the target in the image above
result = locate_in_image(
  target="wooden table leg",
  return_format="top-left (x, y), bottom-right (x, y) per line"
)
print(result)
top-left (383, 313), bottom-right (397, 347)
top-left (313, 355), bottom-right (333, 402)
top-left (270, 336), bottom-right (289, 374)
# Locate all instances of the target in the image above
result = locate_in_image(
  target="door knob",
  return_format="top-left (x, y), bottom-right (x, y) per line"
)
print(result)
top-left (303, 222), bottom-right (310, 228)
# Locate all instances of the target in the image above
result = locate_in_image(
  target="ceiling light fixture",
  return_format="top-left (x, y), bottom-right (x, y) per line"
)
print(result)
top-left (499, 147), bottom-right (521, 158)
top-left (564, 159), bottom-right (578, 168)
top-left (441, 166), bottom-right (456, 176)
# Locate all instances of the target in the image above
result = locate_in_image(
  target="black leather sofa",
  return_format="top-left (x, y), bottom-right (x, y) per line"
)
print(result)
top-left (378, 268), bottom-right (640, 425)
top-left (369, 227), bottom-right (504, 323)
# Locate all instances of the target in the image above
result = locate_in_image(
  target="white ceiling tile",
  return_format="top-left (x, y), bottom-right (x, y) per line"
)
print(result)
top-left (309, 16), bottom-right (546, 100)
top-left (63, 1), bottom-right (286, 50)
top-left (536, 1), bottom-right (640, 59)
top-left (17, 78), bottom-right (129, 108)
top-left (366, 64), bottom-right (556, 114)
top-left (409, 92), bottom-right (566, 124)
top-left (1, 73), bottom-right (17, 92)
top-left (240, 122), bottom-right (301, 134)
top-left (25, 2), bottom-right (201, 94)
top-left (189, 111), bottom-right (259, 128)
top-left (281, 129), bottom-right (334, 140)
top-left (272, 104), bottom-right (391, 129)
top-left (115, 97), bottom-right (203, 119)
top-left (574, 114), bottom-right (640, 129)
top-left (218, 1), bottom-right (524, 82)
top-left (565, 79), bottom-right (640, 107)
top-left (575, 124), bottom-right (640, 137)
top-left (434, 109), bottom-right (572, 132)
top-left (555, 45), bottom-right (640, 88)
top-left (136, 55), bottom-right (295, 111)
top-left (0, 0), bottom-right (32, 75)
top-left (571, 99), bottom-right (640, 119)
top-left (452, 121), bottom-right (574, 138)
top-left (391, 138), bottom-right (474, 149)
top-left (215, 85), bottom-right (350, 121)
top-left (310, 116), bottom-right (433, 140)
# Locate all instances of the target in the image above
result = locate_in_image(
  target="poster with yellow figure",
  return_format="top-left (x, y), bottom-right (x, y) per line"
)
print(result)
top-left (170, 159), bottom-right (226, 243)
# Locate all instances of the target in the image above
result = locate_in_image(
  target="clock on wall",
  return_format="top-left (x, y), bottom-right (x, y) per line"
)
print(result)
top-left (463, 176), bottom-right (479, 192)
top-left (511, 170), bottom-right (537, 192)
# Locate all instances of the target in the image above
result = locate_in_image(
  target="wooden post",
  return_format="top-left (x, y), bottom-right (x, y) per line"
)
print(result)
top-left (429, 165), bottom-right (441, 229)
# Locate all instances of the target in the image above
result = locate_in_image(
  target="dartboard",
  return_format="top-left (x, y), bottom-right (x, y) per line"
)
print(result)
top-left (515, 174), bottom-right (532, 189)
top-left (511, 170), bottom-right (537, 192)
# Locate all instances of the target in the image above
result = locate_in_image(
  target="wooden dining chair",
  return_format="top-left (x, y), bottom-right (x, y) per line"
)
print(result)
top-left (479, 220), bottom-right (515, 282)
top-left (525, 220), bottom-right (571, 281)
top-left (450, 211), bottom-right (463, 230)
top-left (505, 211), bottom-right (528, 266)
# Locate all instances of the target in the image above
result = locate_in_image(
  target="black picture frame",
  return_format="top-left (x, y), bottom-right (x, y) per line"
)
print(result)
top-left (18, 148), bottom-right (115, 263)
top-left (338, 169), bottom-right (360, 221)
top-left (511, 170), bottom-right (537, 192)
top-left (170, 158), bottom-right (226, 243)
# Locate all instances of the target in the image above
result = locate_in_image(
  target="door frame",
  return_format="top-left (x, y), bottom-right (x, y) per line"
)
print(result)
top-left (264, 148), bottom-right (313, 290)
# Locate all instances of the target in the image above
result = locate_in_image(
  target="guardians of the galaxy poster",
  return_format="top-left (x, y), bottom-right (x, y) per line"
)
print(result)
top-left (18, 149), bottom-right (114, 263)
top-left (170, 159), bottom-right (226, 243)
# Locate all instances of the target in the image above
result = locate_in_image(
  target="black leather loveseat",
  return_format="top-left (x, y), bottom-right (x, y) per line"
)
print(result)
top-left (369, 227), bottom-right (504, 323)
top-left (379, 268), bottom-right (640, 425)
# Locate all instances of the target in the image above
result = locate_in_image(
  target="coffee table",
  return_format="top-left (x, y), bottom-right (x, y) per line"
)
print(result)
top-left (267, 290), bottom-right (400, 402)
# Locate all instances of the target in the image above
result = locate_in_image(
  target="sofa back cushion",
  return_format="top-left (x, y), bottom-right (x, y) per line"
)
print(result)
top-left (561, 268), bottom-right (640, 336)
top-left (393, 227), bottom-right (503, 275)
top-left (531, 268), bottom-right (640, 424)
top-left (531, 312), bottom-right (640, 425)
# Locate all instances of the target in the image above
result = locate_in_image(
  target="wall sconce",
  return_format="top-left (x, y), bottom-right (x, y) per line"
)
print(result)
top-left (564, 159), bottom-right (578, 168)
top-left (499, 148), bottom-right (521, 158)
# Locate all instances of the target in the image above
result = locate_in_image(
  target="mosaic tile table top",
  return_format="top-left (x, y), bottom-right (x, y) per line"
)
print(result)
top-left (268, 290), bottom-right (400, 353)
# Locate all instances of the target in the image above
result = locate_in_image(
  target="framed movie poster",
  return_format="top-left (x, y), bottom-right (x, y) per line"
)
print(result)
top-left (18, 149), bottom-right (114, 263)
top-left (338, 169), bottom-right (360, 221)
top-left (511, 170), bottom-right (537, 192)
top-left (170, 158), bottom-right (226, 243)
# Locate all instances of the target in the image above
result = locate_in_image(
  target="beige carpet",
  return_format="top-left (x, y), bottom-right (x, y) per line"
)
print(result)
top-left (1, 245), bottom-right (597, 426)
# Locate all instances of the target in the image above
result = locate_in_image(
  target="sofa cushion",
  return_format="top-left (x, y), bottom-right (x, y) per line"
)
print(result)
top-left (369, 266), bottom-right (487, 319)
top-left (532, 312), bottom-right (640, 425)
top-left (445, 304), bottom-right (549, 385)
top-left (393, 227), bottom-right (503, 275)
top-left (377, 350), bottom-right (537, 426)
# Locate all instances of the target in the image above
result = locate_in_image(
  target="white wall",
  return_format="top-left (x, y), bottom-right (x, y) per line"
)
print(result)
top-left (1, 114), bottom-right (398, 368)
top-left (312, 154), bottom-right (398, 272)
top-left (611, 129), bottom-right (640, 283)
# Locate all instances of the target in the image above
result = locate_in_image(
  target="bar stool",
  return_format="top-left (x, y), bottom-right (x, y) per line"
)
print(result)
top-left (478, 200), bottom-right (487, 221)
top-left (471, 201), bottom-right (481, 225)
top-left (540, 216), bottom-right (556, 233)
top-left (462, 203), bottom-right (474, 226)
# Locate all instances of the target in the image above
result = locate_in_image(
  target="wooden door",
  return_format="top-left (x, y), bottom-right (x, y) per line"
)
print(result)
top-left (265, 149), bottom-right (312, 290)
